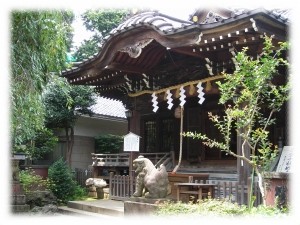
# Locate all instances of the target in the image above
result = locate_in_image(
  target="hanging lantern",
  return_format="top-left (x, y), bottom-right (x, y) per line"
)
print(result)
top-left (174, 106), bottom-right (181, 118)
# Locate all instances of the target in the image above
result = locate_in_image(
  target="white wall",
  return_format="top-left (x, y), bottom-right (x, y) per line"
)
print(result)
top-left (71, 136), bottom-right (95, 169)
top-left (74, 115), bottom-right (127, 137)
top-left (71, 115), bottom-right (127, 169)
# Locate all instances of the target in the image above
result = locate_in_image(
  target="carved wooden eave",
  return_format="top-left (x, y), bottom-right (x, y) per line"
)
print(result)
top-left (119, 38), bottom-right (154, 58)
top-left (61, 8), bottom-right (288, 102)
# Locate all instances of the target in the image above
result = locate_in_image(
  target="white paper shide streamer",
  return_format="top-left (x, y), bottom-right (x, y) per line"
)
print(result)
top-left (151, 92), bottom-right (158, 112)
top-left (179, 86), bottom-right (186, 107)
top-left (197, 82), bottom-right (205, 104)
top-left (166, 89), bottom-right (173, 110)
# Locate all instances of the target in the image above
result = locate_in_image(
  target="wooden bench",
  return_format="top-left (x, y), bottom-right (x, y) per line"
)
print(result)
top-left (174, 182), bottom-right (216, 202)
top-left (168, 173), bottom-right (209, 200)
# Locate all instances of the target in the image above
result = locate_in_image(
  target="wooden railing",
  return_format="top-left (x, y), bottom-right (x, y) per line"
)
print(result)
top-left (91, 153), bottom-right (130, 167)
top-left (91, 151), bottom-right (174, 170)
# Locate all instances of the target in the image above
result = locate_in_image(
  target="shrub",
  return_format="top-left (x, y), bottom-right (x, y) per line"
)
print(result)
top-left (94, 134), bottom-right (123, 154)
top-left (19, 168), bottom-right (51, 193)
top-left (48, 158), bottom-right (86, 204)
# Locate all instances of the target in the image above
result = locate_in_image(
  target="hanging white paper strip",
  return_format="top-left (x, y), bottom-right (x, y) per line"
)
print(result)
top-left (166, 89), bottom-right (173, 110)
top-left (151, 92), bottom-right (158, 112)
top-left (179, 86), bottom-right (186, 107)
top-left (197, 82), bottom-right (205, 104)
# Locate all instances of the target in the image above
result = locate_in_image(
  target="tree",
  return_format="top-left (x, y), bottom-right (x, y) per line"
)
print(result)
top-left (184, 36), bottom-right (289, 206)
top-left (48, 158), bottom-right (80, 203)
top-left (72, 8), bottom-right (128, 61)
top-left (43, 77), bottom-right (96, 167)
top-left (11, 10), bottom-right (74, 154)
top-left (94, 134), bottom-right (124, 154)
top-left (25, 128), bottom-right (58, 161)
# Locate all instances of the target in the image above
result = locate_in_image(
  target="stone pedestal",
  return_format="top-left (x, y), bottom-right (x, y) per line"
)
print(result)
top-left (96, 187), bottom-right (104, 199)
top-left (11, 158), bottom-right (30, 213)
top-left (263, 172), bottom-right (289, 208)
top-left (124, 197), bottom-right (170, 215)
top-left (87, 185), bottom-right (97, 198)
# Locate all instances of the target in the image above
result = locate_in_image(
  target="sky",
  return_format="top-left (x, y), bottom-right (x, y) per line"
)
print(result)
top-left (1, 0), bottom-right (300, 224)
top-left (71, 5), bottom-right (194, 48)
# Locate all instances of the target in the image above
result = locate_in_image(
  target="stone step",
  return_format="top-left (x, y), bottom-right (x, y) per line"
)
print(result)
top-left (66, 200), bottom-right (124, 217)
top-left (57, 206), bottom-right (116, 217)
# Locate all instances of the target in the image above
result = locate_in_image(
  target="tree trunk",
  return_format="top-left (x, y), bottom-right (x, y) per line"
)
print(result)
top-left (65, 127), bottom-right (74, 168)
top-left (255, 168), bottom-right (267, 206)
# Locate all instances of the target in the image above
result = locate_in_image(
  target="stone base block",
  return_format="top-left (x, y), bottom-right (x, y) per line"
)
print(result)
top-left (88, 191), bottom-right (97, 198)
top-left (124, 201), bottom-right (157, 215)
top-left (11, 195), bottom-right (26, 205)
top-left (12, 181), bottom-right (24, 195)
top-left (124, 197), bottom-right (170, 215)
top-left (11, 204), bottom-right (30, 213)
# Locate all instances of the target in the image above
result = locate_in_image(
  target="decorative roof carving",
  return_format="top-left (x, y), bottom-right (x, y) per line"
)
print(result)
top-left (120, 38), bottom-right (153, 58)
top-left (200, 11), bottom-right (226, 24)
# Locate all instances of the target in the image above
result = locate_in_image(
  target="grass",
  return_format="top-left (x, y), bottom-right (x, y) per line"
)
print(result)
top-left (155, 198), bottom-right (289, 217)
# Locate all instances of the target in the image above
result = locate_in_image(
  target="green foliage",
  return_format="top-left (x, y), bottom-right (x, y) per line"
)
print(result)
top-left (11, 10), bottom-right (74, 153)
top-left (72, 9), bottom-right (128, 61)
top-left (155, 198), bottom-right (288, 217)
top-left (48, 158), bottom-right (86, 204)
top-left (82, 8), bottom-right (128, 36)
top-left (19, 168), bottom-right (51, 193)
top-left (72, 36), bottom-right (100, 62)
top-left (183, 36), bottom-right (289, 172)
top-left (94, 134), bottom-right (124, 154)
top-left (17, 128), bottom-right (58, 160)
top-left (43, 76), bottom-right (96, 129)
top-left (73, 185), bottom-right (88, 201)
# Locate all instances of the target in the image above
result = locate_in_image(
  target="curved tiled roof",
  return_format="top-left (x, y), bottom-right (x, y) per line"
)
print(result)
top-left (108, 11), bottom-right (193, 37)
top-left (63, 8), bottom-right (289, 73)
top-left (89, 97), bottom-right (126, 118)
top-left (62, 7), bottom-right (289, 93)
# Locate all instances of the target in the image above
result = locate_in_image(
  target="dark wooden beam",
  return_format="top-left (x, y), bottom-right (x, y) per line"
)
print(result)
top-left (106, 62), bottom-right (146, 74)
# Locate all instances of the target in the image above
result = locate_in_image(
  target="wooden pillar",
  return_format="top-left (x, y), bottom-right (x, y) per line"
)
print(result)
top-left (130, 110), bottom-right (140, 136)
top-left (126, 110), bottom-right (140, 196)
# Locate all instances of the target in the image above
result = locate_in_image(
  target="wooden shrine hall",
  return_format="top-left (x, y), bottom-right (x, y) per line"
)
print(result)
top-left (62, 7), bottom-right (289, 186)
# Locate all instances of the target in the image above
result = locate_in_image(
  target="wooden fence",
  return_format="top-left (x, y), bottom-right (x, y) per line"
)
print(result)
top-left (108, 174), bottom-right (262, 206)
top-left (208, 180), bottom-right (262, 206)
top-left (73, 168), bottom-right (93, 187)
top-left (109, 172), bottom-right (136, 201)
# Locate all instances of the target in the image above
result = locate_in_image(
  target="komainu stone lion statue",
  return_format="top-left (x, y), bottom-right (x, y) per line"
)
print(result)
top-left (132, 155), bottom-right (169, 198)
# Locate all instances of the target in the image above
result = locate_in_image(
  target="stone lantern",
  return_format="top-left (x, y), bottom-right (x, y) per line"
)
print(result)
top-left (11, 153), bottom-right (30, 213)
